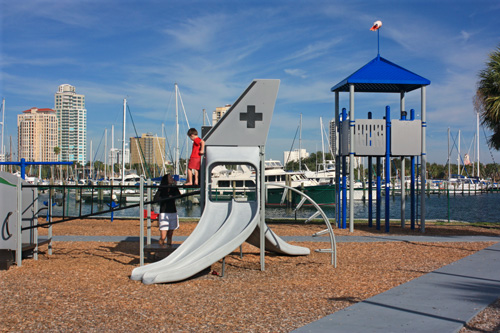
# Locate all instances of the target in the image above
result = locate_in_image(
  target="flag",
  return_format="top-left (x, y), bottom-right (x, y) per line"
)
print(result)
top-left (370, 20), bottom-right (382, 31)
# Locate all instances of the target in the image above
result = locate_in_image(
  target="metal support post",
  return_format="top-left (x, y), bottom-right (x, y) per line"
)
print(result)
top-left (410, 109), bottom-right (416, 230)
top-left (16, 177), bottom-right (22, 267)
top-left (147, 179), bottom-right (151, 245)
top-left (140, 177), bottom-right (144, 266)
top-left (376, 156), bottom-right (381, 230)
top-left (260, 145), bottom-right (266, 271)
top-left (349, 84), bottom-right (355, 232)
top-left (368, 112), bottom-right (373, 228)
top-left (385, 106), bottom-right (391, 233)
top-left (420, 87), bottom-right (427, 232)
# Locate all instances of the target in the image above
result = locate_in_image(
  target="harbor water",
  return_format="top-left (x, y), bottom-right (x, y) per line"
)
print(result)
top-left (42, 191), bottom-right (500, 224)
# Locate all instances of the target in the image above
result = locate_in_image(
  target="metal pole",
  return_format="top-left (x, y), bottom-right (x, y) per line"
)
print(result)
top-left (411, 109), bottom-right (416, 230)
top-left (342, 108), bottom-right (347, 230)
top-left (147, 179), bottom-right (151, 245)
top-left (104, 128), bottom-right (107, 181)
top-left (376, 156), bottom-right (381, 230)
top-left (299, 113), bottom-right (302, 171)
top-left (477, 111), bottom-right (480, 178)
top-left (140, 176), bottom-right (144, 266)
top-left (420, 86), bottom-right (427, 233)
top-left (16, 177), bottom-right (22, 267)
top-left (122, 99), bottom-right (126, 186)
top-left (33, 178), bottom-right (39, 260)
top-left (349, 84), bottom-right (355, 232)
top-left (368, 112), bottom-right (373, 228)
top-left (175, 83), bottom-right (179, 176)
top-left (1, 98), bottom-right (4, 168)
top-left (385, 106), bottom-right (391, 233)
top-left (334, 92), bottom-right (340, 229)
top-left (260, 145), bottom-right (266, 271)
top-left (400, 102), bottom-right (406, 228)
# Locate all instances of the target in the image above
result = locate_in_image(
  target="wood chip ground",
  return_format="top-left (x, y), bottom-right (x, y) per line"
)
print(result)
top-left (1, 219), bottom-right (499, 331)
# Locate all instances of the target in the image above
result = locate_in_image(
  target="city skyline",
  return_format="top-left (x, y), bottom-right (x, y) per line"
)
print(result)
top-left (1, 1), bottom-right (500, 167)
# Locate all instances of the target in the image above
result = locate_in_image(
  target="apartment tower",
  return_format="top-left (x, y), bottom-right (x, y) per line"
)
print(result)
top-left (54, 84), bottom-right (87, 164)
top-left (130, 133), bottom-right (166, 172)
top-left (17, 107), bottom-right (58, 161)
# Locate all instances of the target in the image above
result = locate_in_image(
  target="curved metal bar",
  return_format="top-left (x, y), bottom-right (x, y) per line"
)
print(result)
top-left (265, 183), bottom-right (337, 267)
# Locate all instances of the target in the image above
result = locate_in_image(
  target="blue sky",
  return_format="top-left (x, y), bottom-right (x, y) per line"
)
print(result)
top-left (1, 0), bottom-right (500, 167)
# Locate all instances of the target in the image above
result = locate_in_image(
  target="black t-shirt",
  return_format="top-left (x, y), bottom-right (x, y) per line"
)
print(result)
top-left (154, 186), bottom-right (181, 213)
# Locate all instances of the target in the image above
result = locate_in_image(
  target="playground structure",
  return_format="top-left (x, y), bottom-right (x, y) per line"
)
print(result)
top-left (1, 79), bottom-right (336, 283)
top-left (132, 79), bottom-right (336, 284)
top-left (331, 54), bottom-right (430, 233)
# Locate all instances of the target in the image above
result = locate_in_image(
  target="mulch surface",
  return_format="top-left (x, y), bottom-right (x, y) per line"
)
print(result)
top-left (1, 218), bottom-right (499, 331)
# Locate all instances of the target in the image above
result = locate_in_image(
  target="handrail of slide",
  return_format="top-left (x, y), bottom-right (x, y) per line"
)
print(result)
top-left (265, 183), bottom-right (337, 267)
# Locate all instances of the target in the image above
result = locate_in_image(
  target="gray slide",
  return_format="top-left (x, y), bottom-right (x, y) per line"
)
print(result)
top-left (246, 226), bottom-right (310, 256)
top-left (141, 199), bottom-right (259, 284)
top-left (130, 200), bottom-right (233, 281)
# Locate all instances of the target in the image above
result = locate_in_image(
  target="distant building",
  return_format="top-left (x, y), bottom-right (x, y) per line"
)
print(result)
top-left (284, 149), bottom-right (309, 164)
top-left (212, 105), bottom-right (232, 125)
top-left (17, 107), bottom-right (58, 162)
top-left (54, 84), bottom-right (87, 165)
top-left (130, 133), bottom-right (166, 170)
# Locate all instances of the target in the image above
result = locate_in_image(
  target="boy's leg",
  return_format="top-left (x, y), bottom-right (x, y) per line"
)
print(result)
top-left (194, 169), bottom-right (199, 185)
top-left (186, 169), bottom-right (193, 185)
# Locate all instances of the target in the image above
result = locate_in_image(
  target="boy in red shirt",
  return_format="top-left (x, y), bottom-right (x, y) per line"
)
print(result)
top-left (186, 128), bottom-right (205, 186)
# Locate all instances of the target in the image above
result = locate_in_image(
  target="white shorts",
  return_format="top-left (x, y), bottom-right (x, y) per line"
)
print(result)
top-left (159, 213), bottom-right (179, 231)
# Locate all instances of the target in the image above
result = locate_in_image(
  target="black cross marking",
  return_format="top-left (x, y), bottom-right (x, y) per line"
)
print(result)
top-left (240, 105), bottom-right (262, 128)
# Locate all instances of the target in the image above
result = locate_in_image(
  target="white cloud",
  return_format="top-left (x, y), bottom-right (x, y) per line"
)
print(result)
top-left (284, 69), bottom-right (307, 79)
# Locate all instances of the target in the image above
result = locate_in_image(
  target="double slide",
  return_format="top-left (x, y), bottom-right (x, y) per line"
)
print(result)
top-left (131, 197), bottom-right (309, 284)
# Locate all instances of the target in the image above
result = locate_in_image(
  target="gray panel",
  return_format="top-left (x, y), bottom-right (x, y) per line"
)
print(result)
top-left (391, 120), bottom-right (421, 156)
top-left (0, 172), bottom-right (35, 251)
top-left (204, 79), bottom-right (279, 146)
top-left (354, 119), bottom-right (386, 156)
top-left (340, 121), bottom-right (350, 156)
top-left (0, 172), bottom-right (18, 250)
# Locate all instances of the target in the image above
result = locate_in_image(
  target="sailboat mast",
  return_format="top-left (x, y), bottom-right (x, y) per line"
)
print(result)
top-left (458, 130), bottom-right (461, 176)
top-left (299, 113), bottom-right (302, 171)
top-left (122, 99), bottom-right (126, 185)
top-left (175, 83), bottom-right (179, 176)
top-left (320, 117), bottom-right (326, 167)
top-left (1, 98), bottom-right (4, 169)
top-left (104, 128), bottom-right (107, 181)
top-left (111, 125), bottom-right (114, 179)
top-left (477, 112), bottom-right (480, 178)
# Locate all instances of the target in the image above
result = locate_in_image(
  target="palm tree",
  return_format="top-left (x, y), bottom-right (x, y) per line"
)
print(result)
top-left (53, 146), bottom-right (61, 180)
top-left (476, 45), bottom-right (500, 150)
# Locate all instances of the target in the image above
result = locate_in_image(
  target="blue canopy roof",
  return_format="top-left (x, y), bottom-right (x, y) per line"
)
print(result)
top-left (331, 55), bottom-right (430, 93)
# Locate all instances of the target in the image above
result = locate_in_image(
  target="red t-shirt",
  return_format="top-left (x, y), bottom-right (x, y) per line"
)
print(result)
top-left (190, 137), bottom-right (202, 158)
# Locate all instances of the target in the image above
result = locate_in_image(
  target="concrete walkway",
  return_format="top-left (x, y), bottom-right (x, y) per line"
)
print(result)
top-left (294, 241), bottom-right (500, 332)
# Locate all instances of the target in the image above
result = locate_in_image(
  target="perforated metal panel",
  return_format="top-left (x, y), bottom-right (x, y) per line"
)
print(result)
top-left (391, 120), bottom-right (422, 156)
top-left (354, 119), bottom-right (386, 156)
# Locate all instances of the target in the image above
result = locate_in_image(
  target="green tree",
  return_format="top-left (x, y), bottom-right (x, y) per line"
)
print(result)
top-left (53, 146), bottom-right (60, 160)
top-left (476, 44), bottom-right (500, 149)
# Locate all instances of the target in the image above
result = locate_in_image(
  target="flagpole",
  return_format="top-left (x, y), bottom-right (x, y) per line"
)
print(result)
top-left (377, 29), bottom-right (380, 56)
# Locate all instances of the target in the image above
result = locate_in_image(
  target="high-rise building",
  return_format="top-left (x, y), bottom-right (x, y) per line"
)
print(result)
top-left (284, 149), bottom-right (309, 164)
top-left (130, 133), bottom-right (166, 171)
top-left (17, 107), bottom-right (58, 161)
top-left (212, 105), bottom-right (232, 125)
top-left (54, 84), bottom-right (87, 164)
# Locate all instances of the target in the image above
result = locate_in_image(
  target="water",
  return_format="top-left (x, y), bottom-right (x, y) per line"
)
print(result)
top-left (41, 191), bottom-right (500, 223)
